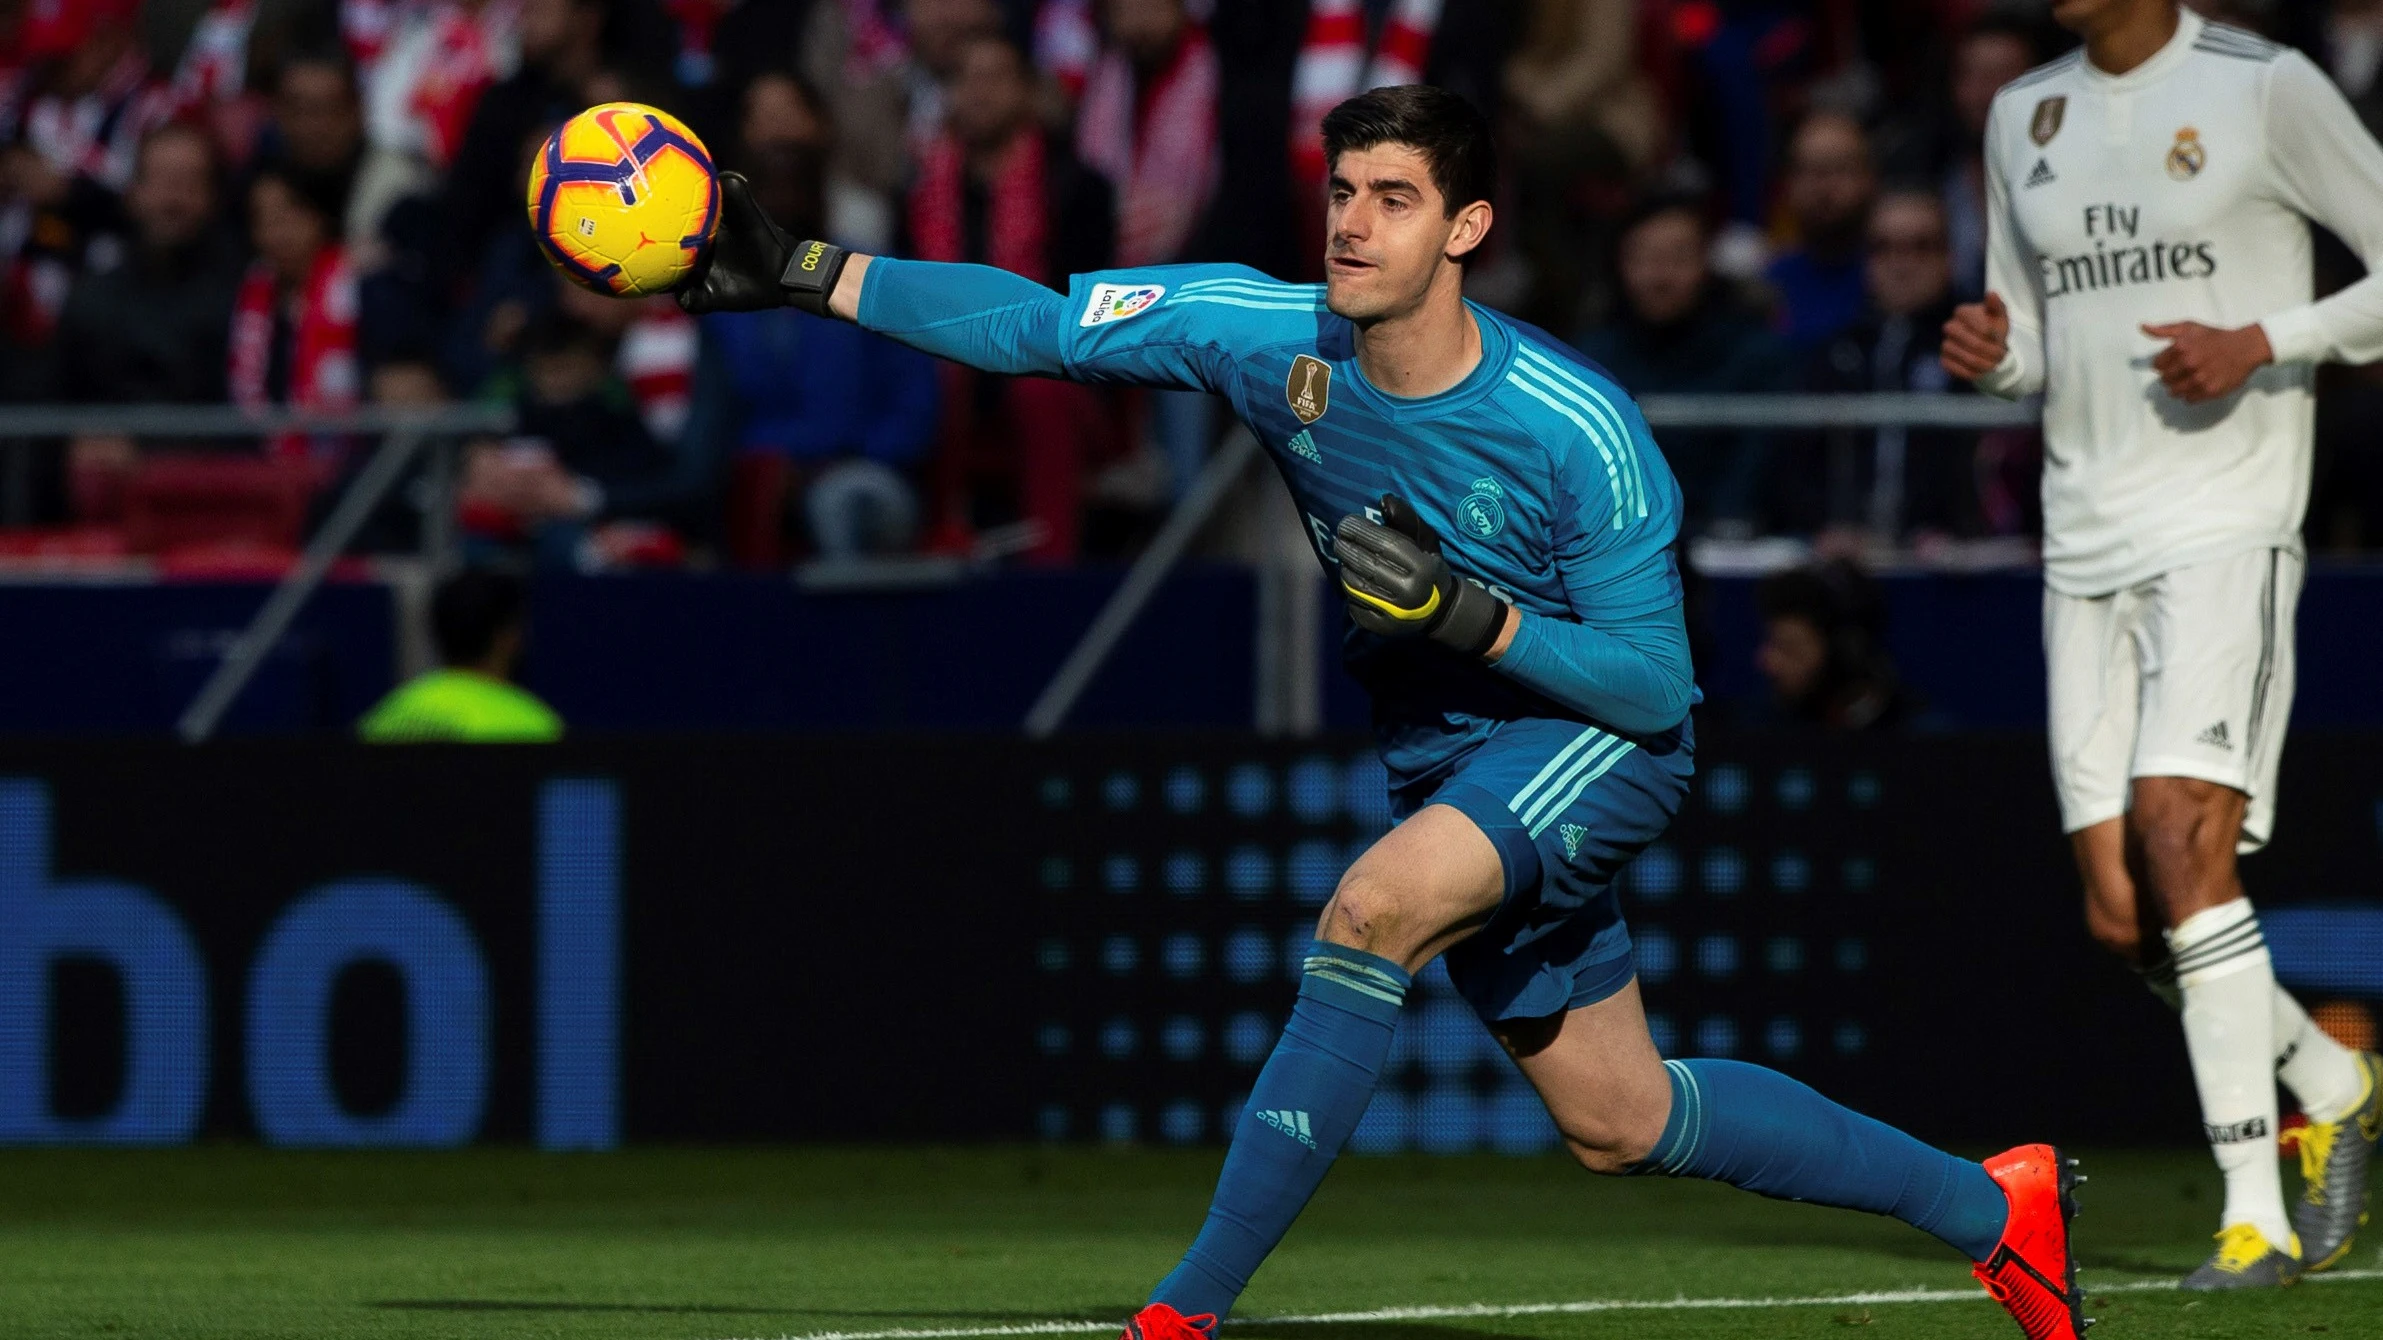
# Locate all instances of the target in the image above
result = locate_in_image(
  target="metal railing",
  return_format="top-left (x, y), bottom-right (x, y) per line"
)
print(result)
top-left (1021, 393), bottom-right (2045, 737)
top-left (0, 394), bottom-right (2042, 742)
top-left (1638, 393), bottom-right (2037, 430)
top-left (0, 403), bottom-right (515, 742)
top-left (0, 405), bottom-right (516, 437)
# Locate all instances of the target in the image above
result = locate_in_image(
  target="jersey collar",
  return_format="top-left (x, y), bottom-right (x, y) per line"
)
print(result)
top-left (2081, 7), bottom-right (2200, 91)
top-left (1331, 300), bottom-right (1515, 422)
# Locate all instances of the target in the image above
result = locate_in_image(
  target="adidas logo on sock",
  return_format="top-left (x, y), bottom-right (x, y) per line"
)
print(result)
top-left (1254, 1108), bottom-right (1317, 1150)
top-left (2025, 158), bottom-right (2057, 188)
top-left (2196, 720), bottom-right (2232, 750)
top-left (1559, 823), bottom-right (1587, 862)
top-left (1287, 429), bottom-right (1323, 463)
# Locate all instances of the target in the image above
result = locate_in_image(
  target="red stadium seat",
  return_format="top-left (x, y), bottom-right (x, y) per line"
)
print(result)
top-left (121, 456), bottom-right (319, 557)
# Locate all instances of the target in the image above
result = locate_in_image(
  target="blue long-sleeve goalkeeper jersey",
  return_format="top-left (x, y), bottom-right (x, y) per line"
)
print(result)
top-left (857, 260), bottom-right (1698, 783)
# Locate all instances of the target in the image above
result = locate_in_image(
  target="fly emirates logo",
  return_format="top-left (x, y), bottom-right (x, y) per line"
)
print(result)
top-left (2039, 203), bottom-right (2216, 300)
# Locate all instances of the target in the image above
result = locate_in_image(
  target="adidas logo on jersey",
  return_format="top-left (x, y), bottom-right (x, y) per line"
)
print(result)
top-left (1287, 429), bottom-right (1323, 463)
top-left (2025, 158), bottom-right (2057, 189)
top-left (1254, 1109), bottom-right (1316, 1149)
top-left (1559, 823), bottom-right (1588, 862)
top-left (2196, 721), bottom-right (2233, 750)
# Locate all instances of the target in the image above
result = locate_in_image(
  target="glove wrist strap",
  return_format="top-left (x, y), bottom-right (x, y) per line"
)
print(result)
top-left (779, 239), bottom-right (851, 315)
top-left (1436, 584), bottom-right (1510, 659)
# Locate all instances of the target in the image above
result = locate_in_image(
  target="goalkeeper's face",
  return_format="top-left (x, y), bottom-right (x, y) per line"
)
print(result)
top-left (1323, 143), bottom-right (1491, 325)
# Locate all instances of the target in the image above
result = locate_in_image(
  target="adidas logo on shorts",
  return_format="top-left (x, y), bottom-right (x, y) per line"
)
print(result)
top-left (2196, 721), bottom-right (2232, 750)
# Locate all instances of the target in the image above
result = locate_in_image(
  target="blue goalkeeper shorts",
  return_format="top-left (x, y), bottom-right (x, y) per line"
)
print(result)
top-left (1391, 715), bottom-right (1694, 1022)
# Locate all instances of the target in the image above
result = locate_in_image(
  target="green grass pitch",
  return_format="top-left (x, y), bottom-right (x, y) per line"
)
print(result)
top-left (2, 1146), bottom-right (2377, 1339)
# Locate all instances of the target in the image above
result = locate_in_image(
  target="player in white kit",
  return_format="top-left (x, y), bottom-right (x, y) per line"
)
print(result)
top-left (1943, 0), bottom-right (2383, 1290)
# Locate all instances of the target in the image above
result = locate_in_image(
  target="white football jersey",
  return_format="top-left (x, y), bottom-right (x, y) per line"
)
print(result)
top-left (1977, 10), bottom-right (2383, 595)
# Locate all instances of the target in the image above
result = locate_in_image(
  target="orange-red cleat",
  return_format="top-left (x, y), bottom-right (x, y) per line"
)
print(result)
top-left (1972, 1144), bottom-right (2090, 1339)
top-left (1120, 1303), bottom-right (1216, 1340)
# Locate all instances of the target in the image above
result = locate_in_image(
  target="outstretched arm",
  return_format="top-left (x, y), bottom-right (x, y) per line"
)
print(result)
top-left (677, 173), bottom-right (1224, 389)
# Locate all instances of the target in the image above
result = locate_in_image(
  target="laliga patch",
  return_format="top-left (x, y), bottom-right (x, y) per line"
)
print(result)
top-left (1081, 282), bottom-right (1165, 327)
top-left (1287, 354), bottom-right (1332, 424)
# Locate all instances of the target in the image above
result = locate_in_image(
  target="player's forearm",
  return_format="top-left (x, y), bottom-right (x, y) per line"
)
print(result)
top-left (2260, 279), bottom-right (2383, 367)
top-left (827, 253), bottom-right (870, 320)
top-left (1491, 606), bottom-right (1695, 736)
top-left (850, 258), bottom-right (1067, 376)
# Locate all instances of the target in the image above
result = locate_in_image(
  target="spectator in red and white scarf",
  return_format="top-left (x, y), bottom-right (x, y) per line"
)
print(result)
top-left (909, 35), bottom-right (1113, 290)
top-left (1074, 0), bottom-right (1216, 268)
top-left (167, 0), bottom-right (280, 169)
top-left (5, 0), bottom-right (169, 323)
top-left (355, 0), bottom-right (521, 243)
top-left (1074, 0), bottom-right (1218, 500)
top-left (798, 0), bottom-right (1001, 253)
top-left (1287, 0), bottom-right (1441, 192)
top-left (906, 32), bottom-right (1115, 561)
top-left (231, 164), bottom-right (361, 431)
top-left (440, 0), bottom-right (639, 292)
top-left (16, 0), bottom-right (164, 189)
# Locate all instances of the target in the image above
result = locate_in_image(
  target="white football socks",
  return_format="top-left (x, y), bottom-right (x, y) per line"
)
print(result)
top-left (2168, 898), bottom-right (2293, 1246)
top-left (2141, 918), bottom-right (2367, 1125)
top-left (2274, 987), bottom-right (2366, 1124)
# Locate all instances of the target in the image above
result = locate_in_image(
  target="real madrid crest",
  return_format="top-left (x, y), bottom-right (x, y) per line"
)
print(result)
top-left (2167, 127), bottom-right (2206, 180)
top-left (2030, 96), bottom-right (2065, 147)
top-left (1287, 354), bottom-right (1331, 425)
top-left (1458, 477), bottom-right (1507, 540)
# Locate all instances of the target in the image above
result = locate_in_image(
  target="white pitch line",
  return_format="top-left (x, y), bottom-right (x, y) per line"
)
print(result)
top-left (721, 1267), bottom-right (2383, 1340)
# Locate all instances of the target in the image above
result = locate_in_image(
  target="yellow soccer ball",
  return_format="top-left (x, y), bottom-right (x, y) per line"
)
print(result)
top-left (527, 102), bottom-right (719, 298)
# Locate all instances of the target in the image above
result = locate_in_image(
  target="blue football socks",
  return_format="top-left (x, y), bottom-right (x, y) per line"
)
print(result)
top-left (1645, 1058), bottom-right (2010, 1261)
top-left (1150, 941), bottom-right (1412, 1318)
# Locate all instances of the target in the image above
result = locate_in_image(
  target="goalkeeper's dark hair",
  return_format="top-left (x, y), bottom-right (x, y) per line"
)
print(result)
top-left (1321, 84), bottom-right (1497, 217)
top-left (432, 569), bottom-right (528, 670)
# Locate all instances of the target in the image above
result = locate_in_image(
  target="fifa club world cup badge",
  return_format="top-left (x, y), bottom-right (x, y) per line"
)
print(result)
top-left (2167, 127), bottom-right (2206, 180)
top-left (2029, 96), bottom-right (2065, 146)
top-left (1287, 354), bottom-right (1332, 424)
top-left (1459, 477), bottom-right (1507, 539)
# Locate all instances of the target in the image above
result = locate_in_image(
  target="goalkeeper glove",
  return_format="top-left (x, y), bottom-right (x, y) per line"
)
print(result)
top-left (1334, 493), bottom-right (1511, 658)
top-left (676, 171), bottom-right (852, 317)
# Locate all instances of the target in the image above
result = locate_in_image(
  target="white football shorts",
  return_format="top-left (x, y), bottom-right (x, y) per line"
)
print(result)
top-left (2044, 546), bottom-right (2300, 852)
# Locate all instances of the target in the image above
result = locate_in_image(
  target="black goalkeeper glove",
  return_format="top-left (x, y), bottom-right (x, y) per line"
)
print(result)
top-left (1334, 493), bottom-right (1511, 658)
top-left (676, 171), bottom-right (853, 317)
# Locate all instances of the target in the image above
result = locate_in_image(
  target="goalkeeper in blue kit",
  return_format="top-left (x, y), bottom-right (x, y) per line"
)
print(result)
top-left (680, 85), bottom-right (2084, 1340)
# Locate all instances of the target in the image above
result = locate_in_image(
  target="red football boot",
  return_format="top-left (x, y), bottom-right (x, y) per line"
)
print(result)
top-left (1971, 1144), bottom-right (2090, 1339)
top-left (1120, 1303), bottom-right (1216, 1340)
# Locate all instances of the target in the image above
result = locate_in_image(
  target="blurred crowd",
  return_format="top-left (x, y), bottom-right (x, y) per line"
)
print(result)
top-left (3, 0), bottom-right (2382, 572)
